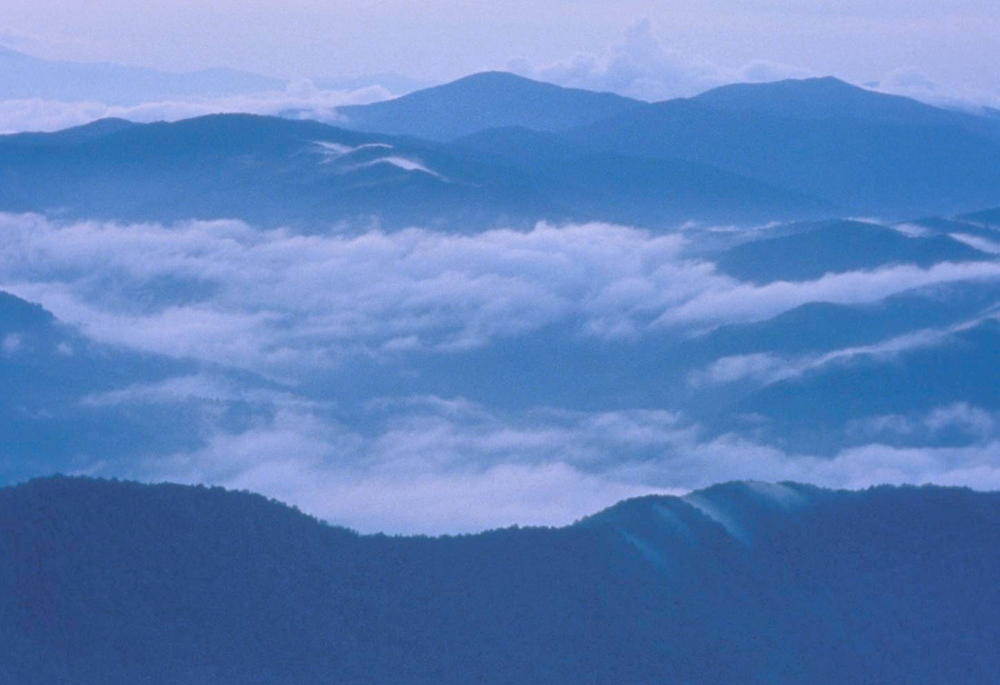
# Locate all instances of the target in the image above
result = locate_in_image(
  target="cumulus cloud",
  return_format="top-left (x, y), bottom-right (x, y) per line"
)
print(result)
top-left (871, 67), bottom-right (1000, 112)
top-left (0, 80), bottom-right (392, 134)
top-left (507, 19), bottom-right (812, 101)
top-left (506, 20), bottom-right (1000, 112)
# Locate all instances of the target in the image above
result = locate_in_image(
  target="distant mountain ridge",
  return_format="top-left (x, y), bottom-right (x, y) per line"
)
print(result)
top-left (3, 71), bottom-right (998, 224)
top-left (0, 45), bottom-right (285, 105)
top-left (567, 89), bottom-right (1000, 217)
top-left (337, 71), bottom-right (645, 140)
top-left (0, 111), bottom-right (830, 227)
top-left (693, 76), bottom-right (1000, 142)
top-left (2, 477), bottom-right (999, 684)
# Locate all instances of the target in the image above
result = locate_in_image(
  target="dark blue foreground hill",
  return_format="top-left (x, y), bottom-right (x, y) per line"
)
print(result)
top-left (2, 477), bottom-right (999, 684)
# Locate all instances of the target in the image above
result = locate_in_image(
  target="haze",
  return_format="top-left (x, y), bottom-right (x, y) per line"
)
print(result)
top-left (3, 0), bottom-right (998, 101)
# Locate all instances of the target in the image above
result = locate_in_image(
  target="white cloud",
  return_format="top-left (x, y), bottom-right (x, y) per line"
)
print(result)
top-left (507, 19), bottom-right (812, 102)
top-left (872, 67), bottom-right (1000, 112)
top-left (4, 211), bottom-right (998, 535)
top-left (660, 261), bottom-right (1000, 328)
top-left (144, 401), bottom-right (687, 534)
top-left (2, 213), bottom-right (997, 378)
top-left (1, 333), bottom-right (22, 355)
top-left (925, 403), bottom-right (997, 439)
top-left (0, 214), bottom-right (717, 373)
top-left (507, 19), bottom-right (814, 101)
top-left (79, 373), bottom-right (324, 411)
top-left (122, 392), bottom-right (1000, 534)
top-left (689, 315), bottom-right (992, 387)
top-left (506, 20), bottom-right (1000, 113)
top-left (949, 233), bottom-right (1000, 255)
top-left (0, 80), bottom-right (392, 134)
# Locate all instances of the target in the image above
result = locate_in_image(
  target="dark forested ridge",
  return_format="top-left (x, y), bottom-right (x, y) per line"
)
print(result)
top-left (2, 477), bottom-right (999, 684)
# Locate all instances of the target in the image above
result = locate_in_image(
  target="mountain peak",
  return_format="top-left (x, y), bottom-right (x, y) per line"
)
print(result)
top-left (336, 71), bottom-right (643, 140)
top-left (691, 75), bottom-right (994, 130)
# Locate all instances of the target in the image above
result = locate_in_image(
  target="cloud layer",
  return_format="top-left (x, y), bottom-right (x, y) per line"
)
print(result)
top-left (4, 212), bottom-right (999, 533)
top-left (133, 392), bottom-right (1000, 534)
top-left (0, 80), bottom-right (392, 134)
top-left (4, 213), bottom-right (998, 378)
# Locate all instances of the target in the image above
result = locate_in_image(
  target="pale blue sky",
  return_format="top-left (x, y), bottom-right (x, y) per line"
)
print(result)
top-left (1, 0), bottom-right (997, 94)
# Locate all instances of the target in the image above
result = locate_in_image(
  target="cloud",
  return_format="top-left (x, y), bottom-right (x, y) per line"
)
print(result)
top-left (659, 261), bottom-right (1000, 328)
top-left (851, 403), bottom-right (999, 442)
top-left (689, 314), bottom-right (994, 387)
top-left (506, 20), bottom-right (1000, 112)
top-left (3, 213), bottom-right (998, 378)
top-left (118, 390), bottom-right (1000, 534)
top-left (1, 333), bottom-right (22, 355)
top-left (949, 233), bottom-right (1000, 255)
top-left (0, 80), bottom-right (392, 134)
top-left (871, 67), bottom-right (1000, 112)
top-left (0, 214), bottom-right (717, 373)
top-left (142, 400), bottom-right (687, 534)
top-left (79, 373), bottom-right (324, 411)
top-left (507, 19), bottom-right (812, 101)
top-left (4, 211), bottom-right (997, 534)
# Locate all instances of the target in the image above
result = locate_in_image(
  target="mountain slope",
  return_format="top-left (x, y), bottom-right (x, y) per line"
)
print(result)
top-left (0, 114), bottom-right (555, 228)
top-left (2, 477), bottom-right (999, 685)
top-left (694, 77), bottom-right (1000, 142)
top-left (714, 220), bottom-right (989, 283)
top-left (0, 113), bottom-right (829, 228)
top-left (568, 81), bottom-right (1000, 217)
top-left (337, 71), bottom-right (645, 140)
top-left (0, 289), bottom-right (286, 482)
top-left (456, 125), bottom-right (831, 224)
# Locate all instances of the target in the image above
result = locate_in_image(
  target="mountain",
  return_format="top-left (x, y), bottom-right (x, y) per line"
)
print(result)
top-left (0, 45), bottom-right (284, 105)
top-left (0, 117), bottom-right (137, 145)
top-left (713, 220), bottom-right (989, 283)
top-left (455, 125), bottom-right (830, 224)
top-left (694, 76), bottom-right (1000, 142)
top-left (336, 71), bottom-right (645, 140)
top-left (0, 289), bottom-right (280, 482)
top-left (0, 113), bottom-right (829, 228)
top-left (766, 313), bottom-right (1000, 420)
top-left (0, 114), bottom-right (555, 228)
top-left (961, 206), bottom-right (1000, 226)
top-left (568, 79), bottom-right (1000, 217)
top-left (2, 477), bottom-right (999, 684)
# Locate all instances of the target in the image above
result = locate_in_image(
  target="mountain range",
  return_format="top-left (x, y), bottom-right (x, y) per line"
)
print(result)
top-left (0, 45), bottom-right (284, 105)
top-left (3, 71), bottom-right (1000, 226)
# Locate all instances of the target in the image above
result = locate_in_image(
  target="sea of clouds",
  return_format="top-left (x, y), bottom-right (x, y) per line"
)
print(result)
top-left (3, 213), bottom-right (1000, 532)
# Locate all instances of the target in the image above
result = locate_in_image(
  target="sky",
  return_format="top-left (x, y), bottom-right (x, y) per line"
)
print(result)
top-left (2, 1), bottom-right (998, 97)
